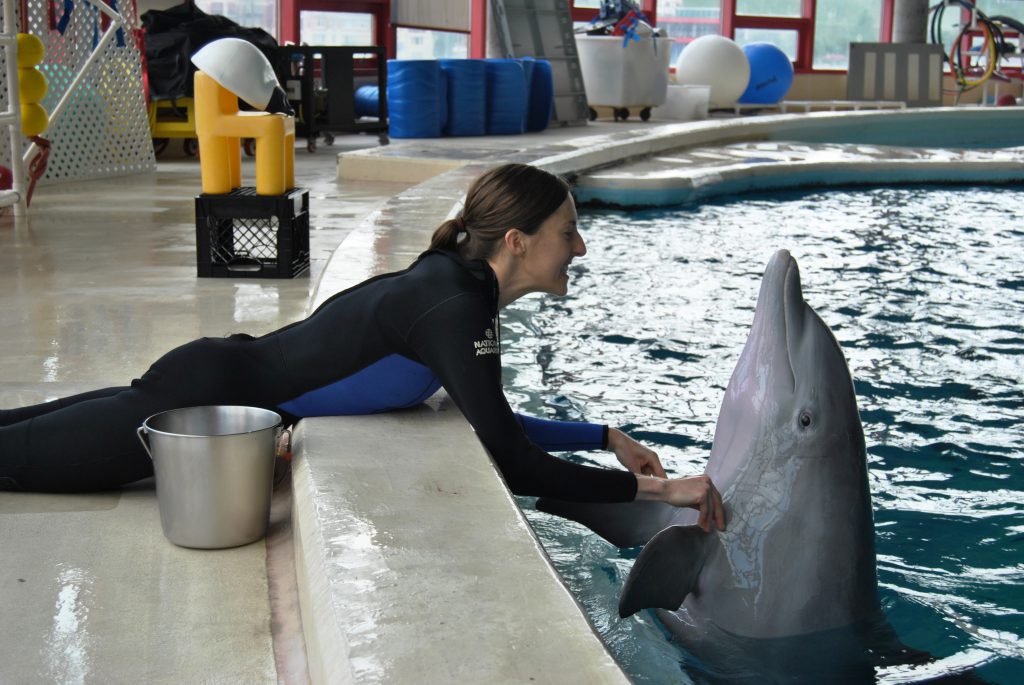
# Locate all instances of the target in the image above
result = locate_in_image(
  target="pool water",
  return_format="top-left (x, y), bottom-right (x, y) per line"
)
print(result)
top-left (501, 185), bottom-right (1024, 684)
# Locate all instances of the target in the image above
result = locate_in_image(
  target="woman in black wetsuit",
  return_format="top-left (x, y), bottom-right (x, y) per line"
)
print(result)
top-left (0, 163), bottom-right (725, 531)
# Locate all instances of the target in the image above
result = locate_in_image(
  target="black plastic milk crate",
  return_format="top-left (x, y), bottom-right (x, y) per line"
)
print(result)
top-left (195, 187), bottom-right (310, 278)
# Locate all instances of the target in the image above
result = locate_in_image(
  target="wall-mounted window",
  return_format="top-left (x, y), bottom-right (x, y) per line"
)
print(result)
top-left (658, 1), bottom-right (722, 65)
top-left (812, 0), bottom-right (882, 70)
top-left (394, 28), bottom-right (469, 59)
top-left (282, 0), bottom-right (388, 53)
top-left (299, 11), bottom-right (374, 46)
top-left (723, 0), bottom-right (811, 69)
top-left (928, 0), bottom-right (1024, 81)
top-left (195, 0), bottom-right (278, 39)
top-left (977, 0), bottom-right (1024, 73)
top-left (570, 0), bottom-right (657, 24)
top-left (974, 0), bottom-right (1024, 19)
top-left (736, 0), bottom-right (801, 18)
top-left (391, 1), bottom-right (472, 59)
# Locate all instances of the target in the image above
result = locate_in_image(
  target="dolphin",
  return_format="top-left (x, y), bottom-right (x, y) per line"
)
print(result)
top-left (538, 249), bottom-right (885, 676)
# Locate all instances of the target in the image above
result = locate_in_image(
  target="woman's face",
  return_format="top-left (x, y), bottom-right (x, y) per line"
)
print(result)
top-left (521, 195), bottom-right (586, 296)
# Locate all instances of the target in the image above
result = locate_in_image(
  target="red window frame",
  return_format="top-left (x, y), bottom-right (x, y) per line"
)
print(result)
top-left (721, 0), bottom-right (815, 71)
top-left (276, 1), bottom-right (904, 75)
top-left (280, 0), bottom-right (486, 59)
top-left (472, 0), bottom-right (487, 57)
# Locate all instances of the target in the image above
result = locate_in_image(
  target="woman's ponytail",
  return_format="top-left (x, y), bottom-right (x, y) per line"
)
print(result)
top-left (428, 217), bottom-right (463, 252)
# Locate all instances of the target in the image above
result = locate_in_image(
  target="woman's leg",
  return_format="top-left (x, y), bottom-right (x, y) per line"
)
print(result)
top-left (0, 382), bottom-right (169, 492)
top-left (0, 386), bottom-right (129, 426)
top-left (0, 336), bottom-right (288, 493)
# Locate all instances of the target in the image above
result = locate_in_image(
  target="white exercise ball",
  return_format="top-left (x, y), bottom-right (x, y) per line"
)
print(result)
top-left (675, 35), bottom-right (751, 108)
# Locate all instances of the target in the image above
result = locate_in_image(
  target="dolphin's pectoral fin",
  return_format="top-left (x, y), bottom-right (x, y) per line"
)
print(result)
top-left (619, 525), bottom-right (707, 618)
top-left (536, 498), bottom-right (681, 548)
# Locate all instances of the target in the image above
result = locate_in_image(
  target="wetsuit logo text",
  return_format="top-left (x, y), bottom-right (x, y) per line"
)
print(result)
top-left (474, 328), bottom-right (499, 356)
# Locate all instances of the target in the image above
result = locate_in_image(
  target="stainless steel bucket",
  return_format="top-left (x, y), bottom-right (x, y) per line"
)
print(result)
top-left (137, 405), bottom-right (282, 549)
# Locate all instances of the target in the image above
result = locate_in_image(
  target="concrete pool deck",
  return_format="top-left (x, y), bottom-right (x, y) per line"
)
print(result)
top-left (3, 106), bottom-right (1023, 683)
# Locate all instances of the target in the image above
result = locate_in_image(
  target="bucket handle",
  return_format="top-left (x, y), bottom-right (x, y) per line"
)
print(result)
top-left (136, 419), bottom-right (284, 461)
top-left (276, 427), bottom-right (292, 461)
top-left (136, 426), bottom-right (154, 460)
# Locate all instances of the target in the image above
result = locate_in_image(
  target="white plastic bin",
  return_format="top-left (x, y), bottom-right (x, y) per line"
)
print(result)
top-left (652, 84), bottom-right (711, 121)
top-left (576, 35), bottom-right (672, 120)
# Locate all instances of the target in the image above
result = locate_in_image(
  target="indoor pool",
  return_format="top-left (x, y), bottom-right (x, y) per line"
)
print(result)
top-left (501, 185), bottom-right (1023, 684)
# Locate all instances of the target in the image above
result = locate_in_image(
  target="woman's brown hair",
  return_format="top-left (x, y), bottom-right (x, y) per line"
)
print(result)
top-left (429, 163), bottom-right (571, 261)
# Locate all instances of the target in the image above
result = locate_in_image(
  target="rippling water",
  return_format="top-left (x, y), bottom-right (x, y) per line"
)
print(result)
top-left (501, 186), bottom-right (1024, 684)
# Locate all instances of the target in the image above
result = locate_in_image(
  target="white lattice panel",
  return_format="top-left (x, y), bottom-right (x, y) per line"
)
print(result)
top-left (0, 1), bottom-right (18, 178)
top-left (0, 0), bottom-right (154, 186)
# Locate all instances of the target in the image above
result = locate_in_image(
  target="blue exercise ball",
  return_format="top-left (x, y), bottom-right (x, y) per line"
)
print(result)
top-left (738, 43), bottom-right (793, 104)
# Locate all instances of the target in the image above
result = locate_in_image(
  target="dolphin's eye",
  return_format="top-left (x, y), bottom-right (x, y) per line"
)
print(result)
top-left (799, 411), bottom-right (813, 428)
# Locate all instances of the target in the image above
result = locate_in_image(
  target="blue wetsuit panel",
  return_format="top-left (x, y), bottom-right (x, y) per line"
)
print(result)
top-left (278, 354), bottom-right (607, 451)
top-left (516, 414), bottom-right (606, 452)
top-left (279, 354), bottom-right (442, 416)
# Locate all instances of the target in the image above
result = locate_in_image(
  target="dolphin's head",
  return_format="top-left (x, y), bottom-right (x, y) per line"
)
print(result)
top-left (700, 249), bottom-right (877, 637)
top-left (711, 249), bottom-right (864, 474)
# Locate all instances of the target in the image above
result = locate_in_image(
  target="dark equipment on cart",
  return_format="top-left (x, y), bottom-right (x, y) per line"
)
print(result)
top-left (275, 46), bottom-right (389, 152)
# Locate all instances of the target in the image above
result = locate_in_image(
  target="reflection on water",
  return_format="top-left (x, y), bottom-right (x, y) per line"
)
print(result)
top-left (503, 186), bottom-right (1024, 684)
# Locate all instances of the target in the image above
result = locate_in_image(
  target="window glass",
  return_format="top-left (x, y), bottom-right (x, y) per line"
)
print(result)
top-left (657, 1), bottom-right (723, 67)
top-left (812, 0), bottom-right (883, 70)
top-left (736, 0), bottom-right (802, 18)
top-left (735, 28), bottom-right (798, 60)
top-left (928, 1), bottom-right (976, 73)
top-left (922, 0), bottom-right (961, 45)
top-left (975, 0), bottom-right (1024, 21)
top-left (195, 0), bottom-right (276, 39)
top-left (395, 28), bottom-right (469, 60)
top-left (955, 1), bottom-right (1024, 71)
top-left (300, 12), bottom-right (374, 46)
top-left (573, 0), bottom-right (603, 8)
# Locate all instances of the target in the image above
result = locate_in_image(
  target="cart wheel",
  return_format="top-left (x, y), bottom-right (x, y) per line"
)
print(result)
top-left (323, 132), bottom-right (335, 146)
top-left (152, 138), bottom-right (169, 156)
top-left (640, 107), bottom-right (651, 122)
top-left (306, 137), bottom-right (316, 153)
top-left (183, 139), bottom-right (199, 157)
top-left (614, 107), bottom-right (630, 121)
top-left (243, 139), bottom-right (255, 157)
top-left (378, 133), bottom-right (390, 145)
top-left (588, 107), bottom-right (598, 122)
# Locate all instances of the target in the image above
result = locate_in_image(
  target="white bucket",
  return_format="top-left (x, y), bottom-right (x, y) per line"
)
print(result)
top-left (137, 405), bottom-right (282, 549)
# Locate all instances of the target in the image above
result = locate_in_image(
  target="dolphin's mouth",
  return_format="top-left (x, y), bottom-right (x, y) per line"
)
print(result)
top-left (782, 255), bottom-right (802, 392)
top-left (757, 249), bottom-right (801, 393)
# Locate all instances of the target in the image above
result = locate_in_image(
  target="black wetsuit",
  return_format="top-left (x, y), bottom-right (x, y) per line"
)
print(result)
top-left (0, 250), bottom-right (639, 501)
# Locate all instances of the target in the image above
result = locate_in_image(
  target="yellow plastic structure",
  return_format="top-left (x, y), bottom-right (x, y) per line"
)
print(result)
top-left (17, 33), bottom-right (48, 137)
top-left (16, 32), bottom-right (45, 68)
top-left (148, 98), bottom-right (196, 139)
top-left (194, 71), bottom-right (295, 196)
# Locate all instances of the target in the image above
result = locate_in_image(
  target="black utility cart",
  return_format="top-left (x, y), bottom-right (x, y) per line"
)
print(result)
top-left (275, 45), bottom-right (389, 151)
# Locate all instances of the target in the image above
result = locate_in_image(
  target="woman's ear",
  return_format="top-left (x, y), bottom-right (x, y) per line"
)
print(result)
top-left (503, 228), bottom-right (526, 256)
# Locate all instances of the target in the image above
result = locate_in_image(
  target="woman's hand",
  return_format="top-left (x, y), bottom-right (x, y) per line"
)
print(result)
top-left (635, 474), bottom-right (726, 533)
top-left (608, 427), bottom-right (667, 478)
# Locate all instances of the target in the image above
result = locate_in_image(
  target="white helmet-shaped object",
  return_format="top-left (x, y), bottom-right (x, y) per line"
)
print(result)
top-left (191, 38), bottom-right (293, 115)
